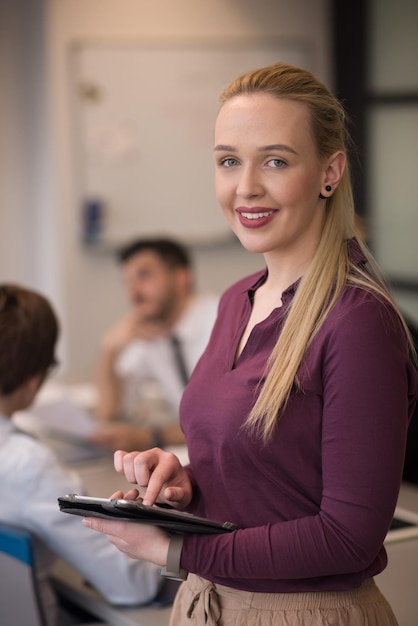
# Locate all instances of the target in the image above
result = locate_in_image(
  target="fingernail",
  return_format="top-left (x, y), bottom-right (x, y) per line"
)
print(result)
top-left (82, 518), bottom-right (91, 527)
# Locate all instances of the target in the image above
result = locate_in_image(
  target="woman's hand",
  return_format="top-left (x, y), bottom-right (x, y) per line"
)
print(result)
top-left (82, 516), bottom-right (170, 566)
top-left (114, 448), bottom-right (193, 507)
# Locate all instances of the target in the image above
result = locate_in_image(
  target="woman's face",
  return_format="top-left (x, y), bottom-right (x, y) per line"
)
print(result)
top-left (214, 93), bottom-right (331, 262)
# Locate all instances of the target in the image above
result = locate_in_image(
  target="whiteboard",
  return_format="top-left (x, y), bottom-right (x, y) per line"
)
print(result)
top-left (71, 40), bottom-right (313, 245)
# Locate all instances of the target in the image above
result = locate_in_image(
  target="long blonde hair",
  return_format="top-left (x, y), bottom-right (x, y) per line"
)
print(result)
top-left (219, 62), bottom-right (416, 442)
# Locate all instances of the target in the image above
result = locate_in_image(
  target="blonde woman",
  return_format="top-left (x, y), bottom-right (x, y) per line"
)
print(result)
top-left (83, 63), bottom-right (418, 625)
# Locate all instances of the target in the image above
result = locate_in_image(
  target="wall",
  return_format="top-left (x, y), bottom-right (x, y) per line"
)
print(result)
top-left (0, 0), bottom-right (61, 300)
top-left (367, 0), bottom-right (418, 325)
top-left (1, 0), bottom-right (332, 382)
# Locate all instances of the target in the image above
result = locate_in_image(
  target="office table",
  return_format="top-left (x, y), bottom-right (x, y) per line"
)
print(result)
top-left (375, 482), bottom-right (418, 626)
top-left (52, 563), bottom-right (173, 626)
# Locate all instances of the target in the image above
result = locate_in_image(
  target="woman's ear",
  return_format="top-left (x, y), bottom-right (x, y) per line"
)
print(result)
top-left (323, 151), bottom-right (346, 190)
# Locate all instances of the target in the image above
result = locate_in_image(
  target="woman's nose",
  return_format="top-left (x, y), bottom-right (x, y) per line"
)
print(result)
top-left (236, 166), bottom-right (264, 198)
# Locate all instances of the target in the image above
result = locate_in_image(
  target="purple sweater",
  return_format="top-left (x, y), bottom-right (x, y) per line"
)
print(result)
top-left (179, 242), bottom-right (418, 593)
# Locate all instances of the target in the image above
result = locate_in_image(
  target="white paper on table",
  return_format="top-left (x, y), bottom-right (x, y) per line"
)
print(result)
top-left (13, 398), bottom-right (99, 444)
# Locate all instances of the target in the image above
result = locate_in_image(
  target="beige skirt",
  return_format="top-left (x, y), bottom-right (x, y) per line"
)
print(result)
top-left (169, 574), bottom-right (398, 626)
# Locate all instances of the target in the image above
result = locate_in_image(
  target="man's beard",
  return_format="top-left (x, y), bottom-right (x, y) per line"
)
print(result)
top-left (135, 289), bottom-right (178, 324)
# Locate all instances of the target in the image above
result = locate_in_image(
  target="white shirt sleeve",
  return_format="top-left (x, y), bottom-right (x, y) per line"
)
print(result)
top-left (0, 430), bottom-right (161, 605)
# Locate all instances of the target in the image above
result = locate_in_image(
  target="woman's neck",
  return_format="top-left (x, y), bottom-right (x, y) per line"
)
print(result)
top-left (262, 237), bottom-right (320, 294)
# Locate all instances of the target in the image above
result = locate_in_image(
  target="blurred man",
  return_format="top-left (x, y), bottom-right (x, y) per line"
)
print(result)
top-left (92, 237), bottom-right (218, 451)
top-left (0, 283), bottom-right (161, 625)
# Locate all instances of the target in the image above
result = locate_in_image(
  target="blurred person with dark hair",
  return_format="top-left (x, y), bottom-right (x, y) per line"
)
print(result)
top-left (92, 237), bottom-right (218, 451)
top-left (0, 284), bottom-right (161, 626)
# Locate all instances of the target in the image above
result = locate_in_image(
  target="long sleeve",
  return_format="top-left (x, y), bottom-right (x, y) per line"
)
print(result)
top-left (0, 430), bottom-right (161, 605)
top-left (179, 279), bottom-right (418, 592)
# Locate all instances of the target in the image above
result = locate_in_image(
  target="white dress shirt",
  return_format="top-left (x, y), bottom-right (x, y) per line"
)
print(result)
top-left (0, 415), bottom-right (161, 626)
top-left (115, 294), bottom-right (218, 421)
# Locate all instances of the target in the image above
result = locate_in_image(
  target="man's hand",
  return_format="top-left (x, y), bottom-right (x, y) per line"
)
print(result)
top-left (89, 423), bottom-right (154, 452)
top-left (101, 312), bottom-right (166, 358)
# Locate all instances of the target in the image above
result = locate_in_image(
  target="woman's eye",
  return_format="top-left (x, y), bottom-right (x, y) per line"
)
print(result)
top-left (267, 158), bottom-right (286, 168)
top-left (220, 157), bottom-right (238, 168)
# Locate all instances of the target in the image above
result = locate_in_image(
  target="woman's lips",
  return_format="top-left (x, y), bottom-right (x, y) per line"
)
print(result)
top-left (236, 208), bottom-right (278, 229)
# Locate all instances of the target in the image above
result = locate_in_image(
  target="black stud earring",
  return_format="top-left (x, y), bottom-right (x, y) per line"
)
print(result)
top-left (319, 184), bottom-right (332, 199)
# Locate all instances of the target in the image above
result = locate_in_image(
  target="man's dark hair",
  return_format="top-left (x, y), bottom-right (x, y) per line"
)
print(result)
top-left (117, 237), bottom-right (192, 270)
top-left (0, 284), bottom-right (59, 395)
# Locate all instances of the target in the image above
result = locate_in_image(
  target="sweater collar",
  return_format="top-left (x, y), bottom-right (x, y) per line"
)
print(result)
top-left (244, 237), bottom-right (367, 304)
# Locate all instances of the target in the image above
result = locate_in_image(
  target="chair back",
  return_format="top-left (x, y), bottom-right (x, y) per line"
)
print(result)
top-left (0, 523), bottom-right (46, 626)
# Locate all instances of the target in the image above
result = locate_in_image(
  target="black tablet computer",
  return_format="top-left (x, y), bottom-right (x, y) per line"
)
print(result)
top-left (58, 494), bottom-right (237, 535)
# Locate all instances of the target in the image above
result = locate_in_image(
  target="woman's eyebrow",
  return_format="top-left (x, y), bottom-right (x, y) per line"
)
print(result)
top-left (214, 144), bottom-right (234, 152)
top-left (213, 143), bottom-right (298, 155)
top-left (260, 144), bottom-right (298, 155)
